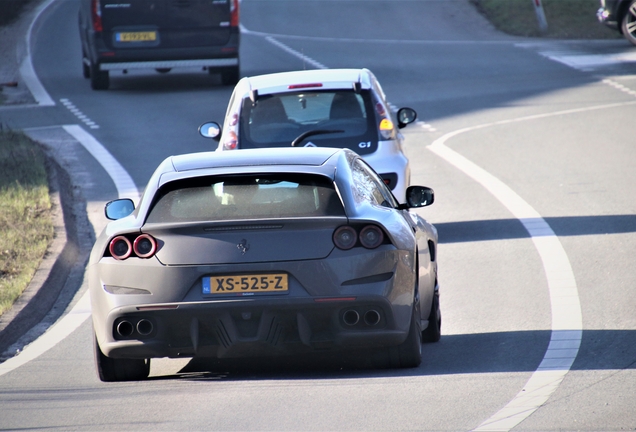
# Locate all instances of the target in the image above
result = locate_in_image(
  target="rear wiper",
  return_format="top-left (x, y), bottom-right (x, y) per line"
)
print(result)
top-left (291, 129), bottom-right (344, 147)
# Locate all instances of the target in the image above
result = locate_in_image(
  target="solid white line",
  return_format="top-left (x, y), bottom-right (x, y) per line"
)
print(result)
top-left (0, 291), bottom-right (91, 376)
top-left (427, 117), bottom-right (584, 430)
top-left (240, 24), bottom-right (516, 46)
top-left (20, 0), bottom-right (57, 106)
top-left (0, 125), bottom-right (138, 377)
top-left (264, 36), bottom-right (328, 70)
top-left (62, 125), bottom-right (139, 201)
top-left (242, 22), bottom-right (340, 71)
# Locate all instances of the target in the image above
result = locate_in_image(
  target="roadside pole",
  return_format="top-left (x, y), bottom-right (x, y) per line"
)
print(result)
top-left (532, 0), bottom-right (549, 34)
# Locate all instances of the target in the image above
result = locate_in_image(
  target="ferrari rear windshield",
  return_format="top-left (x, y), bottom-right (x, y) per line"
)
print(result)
top-left (146, 173), bottom-right (345, 223)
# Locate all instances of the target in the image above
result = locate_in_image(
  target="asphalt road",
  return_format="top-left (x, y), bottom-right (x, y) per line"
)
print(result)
top-left (1, 0), bottom-right (636, 430)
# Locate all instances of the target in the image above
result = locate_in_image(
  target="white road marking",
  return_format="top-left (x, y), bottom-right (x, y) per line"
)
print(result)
top-left (264, 36), bottom-right (328, 70)
top-left (541, 50), bottom-right (636, 72)
top-left (0, 125), bottom-right (139, 377)
top-left (242, 24), bottom-right (440, 131)
top-left (62, 125), bottom-right (139, 201)
top-left (426, 100), bottom-right (636, 430)
top-left (517, 42), bottom-right (636, 72)
top-left (60, 99), bottom-right (100, 129)
top-left (20, 0), bottom-right (57, 106)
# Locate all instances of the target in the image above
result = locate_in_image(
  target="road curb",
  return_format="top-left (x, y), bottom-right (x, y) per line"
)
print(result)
top-left (0, 140), bottom-right (92, 362)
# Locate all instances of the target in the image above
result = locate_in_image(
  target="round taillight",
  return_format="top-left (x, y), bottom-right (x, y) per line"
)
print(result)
top-left (109, 236), bottom-right (132, 260)
top-left (359, 225), bottom-right (384, 249)
top-left (133, 234), bottom-right (157, 258)
top-left (333, 226), bottom-right (357, 250)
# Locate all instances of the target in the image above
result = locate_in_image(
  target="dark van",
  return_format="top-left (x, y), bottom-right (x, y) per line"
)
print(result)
top-left (78, 0), bottom-right (240, 90)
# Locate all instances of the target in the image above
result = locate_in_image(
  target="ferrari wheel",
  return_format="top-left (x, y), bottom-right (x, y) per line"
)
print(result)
top-left (388, 300), bottom-right (422, 368)
top-left (94, 335), bottom-right (150, 382)
top-left (421, 293), bottom-right (441, 343)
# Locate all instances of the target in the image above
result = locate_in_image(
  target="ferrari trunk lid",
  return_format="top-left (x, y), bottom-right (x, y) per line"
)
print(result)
top-left (146, 219), bottom-right (344, 265)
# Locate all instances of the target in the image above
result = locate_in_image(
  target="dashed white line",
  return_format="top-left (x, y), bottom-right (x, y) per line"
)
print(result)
top-left (417, 120), bottom-right (436, 132)
top-left (601, 78), bottom-right (636, 97)
top-left (60, 99), bottom-right (99, 129)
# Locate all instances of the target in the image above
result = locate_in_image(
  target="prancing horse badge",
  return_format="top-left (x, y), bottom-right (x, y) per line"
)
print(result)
top-left (237, 239), bottom-right (250, 255)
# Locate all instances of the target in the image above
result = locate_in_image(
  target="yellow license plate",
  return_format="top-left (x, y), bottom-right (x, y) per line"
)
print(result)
top-left (203, 274), bottom-right (288, 295)
top-left (116, 31), bottom-right (157, 42)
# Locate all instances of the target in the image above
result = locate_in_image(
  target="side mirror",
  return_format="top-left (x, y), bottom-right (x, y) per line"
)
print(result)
top-left (405, 186), bottom-right (434, 208)
top-left (198, 121), bottom-right (222, 141)
top-left (397, 107), bottom-right (417, 129)
top-left (105, 198), bottom-right (135, 220)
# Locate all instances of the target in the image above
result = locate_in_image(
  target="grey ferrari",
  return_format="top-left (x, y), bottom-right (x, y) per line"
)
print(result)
top-left (89, 147), bottom-right (441, 381)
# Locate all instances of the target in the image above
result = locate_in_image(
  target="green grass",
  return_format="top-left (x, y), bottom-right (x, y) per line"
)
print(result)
top-left (0, 129), bottom-right (53, 316)
top-left (471, 0), bottom-right (622, 39)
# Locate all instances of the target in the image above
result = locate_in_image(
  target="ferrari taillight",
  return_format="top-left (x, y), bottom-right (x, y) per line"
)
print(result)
top-left (359, 225), bottom-right (384, 249)
top-left (333, 226), bottom-right (357, 250)
top-left (133, 234), bottom-right (157, 258)
top-left (109, 234), bottom-right (158, 260)
top-left (91, 0), bottom-right (103, 32)
top-left (333, 224), bottom-right (387, 250)
top-left (109, 236), bottom-right (132, 260)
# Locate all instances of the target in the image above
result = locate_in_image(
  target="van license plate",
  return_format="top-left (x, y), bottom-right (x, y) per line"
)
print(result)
top-left (116, 31), bottom-right (157, 42)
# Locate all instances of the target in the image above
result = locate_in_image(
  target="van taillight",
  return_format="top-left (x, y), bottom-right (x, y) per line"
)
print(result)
top-left (230, 0), bottom-right (239, 27)
top-left (92, 0), bottom-right (103, 32)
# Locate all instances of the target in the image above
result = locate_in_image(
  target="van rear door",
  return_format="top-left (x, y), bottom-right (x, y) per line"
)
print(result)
top-left (100, 0), bottom-right (232, 49)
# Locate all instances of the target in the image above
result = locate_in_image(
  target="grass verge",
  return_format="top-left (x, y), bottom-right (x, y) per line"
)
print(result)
top-left (0, 129), bottom-right (53, 317)
top-left (471, 0), bottom-right (622, 39)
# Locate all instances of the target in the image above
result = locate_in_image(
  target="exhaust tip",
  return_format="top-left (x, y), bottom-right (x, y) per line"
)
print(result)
top-left (343, 310), bottom-right (360, 326)
top-left (364, 310), bottom-right (381, 326)
top-left (136, 319), bottom-right (154, 336)
top-left (116, 320), bottom-right (134, 337)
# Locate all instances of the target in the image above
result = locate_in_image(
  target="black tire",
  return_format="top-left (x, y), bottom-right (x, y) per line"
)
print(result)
top-left (621, 1), bottom-right (636, 46)
top-left (94, 335), bottom-right (150, 382)
top-left (387, 300), bottom-right (422, 369)
top-left (82, 53), bottom-right (90, 79)
top-left (421, 293), bottom-right (441, 343)
top-left (90, 62), bottom-right (109, 90)
top-left (220, 65), bottom-right (240, 86)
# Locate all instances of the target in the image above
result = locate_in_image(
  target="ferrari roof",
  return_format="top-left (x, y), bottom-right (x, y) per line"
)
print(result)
top-left (169, 147), bottom-right (344, 173)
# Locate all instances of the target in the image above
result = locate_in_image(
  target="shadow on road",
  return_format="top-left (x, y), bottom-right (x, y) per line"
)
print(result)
top-left (435, 214), bottom-right (636, 244)
top-left (141, 328), bottom-right (636, 382)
